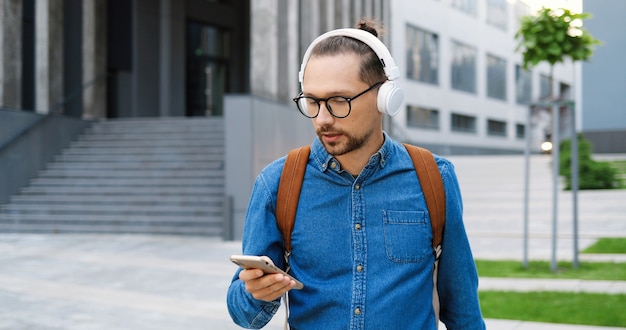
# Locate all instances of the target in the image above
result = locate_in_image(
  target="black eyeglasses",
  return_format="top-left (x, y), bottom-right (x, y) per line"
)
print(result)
top-left (292, 81), bottom-right (385, 118)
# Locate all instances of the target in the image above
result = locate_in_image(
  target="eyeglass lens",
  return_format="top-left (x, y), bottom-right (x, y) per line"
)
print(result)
top-left (299, 96), bottom-right (350, 118)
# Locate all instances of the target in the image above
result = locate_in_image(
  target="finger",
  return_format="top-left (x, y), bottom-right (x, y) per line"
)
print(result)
top-left (248, 274), bottom-right (295, 301)
top-left (238, 268), bottom-right (264, 281)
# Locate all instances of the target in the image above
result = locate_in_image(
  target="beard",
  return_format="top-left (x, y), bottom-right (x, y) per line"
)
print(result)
top-left (316, 125), bottom-right (374, 156)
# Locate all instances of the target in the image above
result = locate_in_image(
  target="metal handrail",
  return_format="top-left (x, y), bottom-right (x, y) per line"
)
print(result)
top-left (49, 72), bottom-right (110, 115)
top-left (0, 72), bottom-right (108, 152)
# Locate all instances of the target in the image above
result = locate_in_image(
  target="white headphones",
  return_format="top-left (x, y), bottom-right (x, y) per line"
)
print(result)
top-left (298, 28), bottom-right (404, 117)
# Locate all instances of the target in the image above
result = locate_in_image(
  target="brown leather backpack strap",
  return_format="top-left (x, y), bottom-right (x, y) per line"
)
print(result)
top-left (276, 146), bottom-right (311, 253)
top-left (403, 144), bottom-right (446, 248)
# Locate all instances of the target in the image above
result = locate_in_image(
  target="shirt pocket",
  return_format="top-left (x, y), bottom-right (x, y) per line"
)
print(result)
top-left (382, 210), bottom-right (432, 263)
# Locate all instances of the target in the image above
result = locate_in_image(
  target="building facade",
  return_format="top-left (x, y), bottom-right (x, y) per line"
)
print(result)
top-left (388, 0), bottom-right (578, 155)
top-left (2, 0), bottom-right (585, 238)
top-left (1, 0), bottom-right (578, 153)
top-left (582, 0), bottom-right (626, 153)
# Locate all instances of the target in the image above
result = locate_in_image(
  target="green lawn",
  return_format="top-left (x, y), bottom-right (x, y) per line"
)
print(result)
top-left (479, 291), bottom-right (626, 327)
top-left (475, 237), bottom-right (626, 280)
top-left (583, 237), bottom-right (626, 254)
top-left (476, 237), bottom-right (626, 327)
top-left (475, 259), bottom-right (626, 280)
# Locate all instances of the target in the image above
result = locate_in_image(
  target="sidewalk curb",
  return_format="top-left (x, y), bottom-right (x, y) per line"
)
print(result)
top-left (479, 277), bottom-right (626, 294)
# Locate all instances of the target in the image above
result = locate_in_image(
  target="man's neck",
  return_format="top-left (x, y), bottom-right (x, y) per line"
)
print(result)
top-left (335, 133), bottom-right (384, 177)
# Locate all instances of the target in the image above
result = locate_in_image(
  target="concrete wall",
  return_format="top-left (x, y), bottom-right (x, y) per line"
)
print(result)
top-left (583, 130), bottom-right (626, 154)
top-left (224, 95), bottom-right (314, 240)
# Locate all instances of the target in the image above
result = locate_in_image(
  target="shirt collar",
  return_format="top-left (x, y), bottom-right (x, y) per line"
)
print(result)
top-left (310, 132), bottom-right (393, 173)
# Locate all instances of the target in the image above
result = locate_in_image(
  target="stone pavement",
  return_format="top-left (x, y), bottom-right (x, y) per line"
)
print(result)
top-left (0, 154), bottom-right (625, 329)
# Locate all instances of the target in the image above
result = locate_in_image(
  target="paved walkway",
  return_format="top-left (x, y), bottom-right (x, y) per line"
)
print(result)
top-left (0, 154), bottom-right (625, 329)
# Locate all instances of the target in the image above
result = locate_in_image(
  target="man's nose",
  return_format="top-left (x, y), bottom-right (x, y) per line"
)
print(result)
top-left (315, 101), bottom-right (334, 124)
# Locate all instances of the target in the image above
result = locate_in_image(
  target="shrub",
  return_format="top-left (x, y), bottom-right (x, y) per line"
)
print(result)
top-left (559, 135), bottom-right (622, 190)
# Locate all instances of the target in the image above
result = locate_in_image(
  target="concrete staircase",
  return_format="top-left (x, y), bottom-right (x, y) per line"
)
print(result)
top-left (0, 117), bottom-right (226, 236)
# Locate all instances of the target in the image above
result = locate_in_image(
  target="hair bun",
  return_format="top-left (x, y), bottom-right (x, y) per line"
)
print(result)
top-left (356, 19), bottom-right (381, 38)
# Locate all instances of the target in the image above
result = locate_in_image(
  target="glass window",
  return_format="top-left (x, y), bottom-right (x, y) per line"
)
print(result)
top-left (515, 64), bottom-right (532, 105)
top-left (406, 25), bottom-right (439, 85)
top-left (451, 41), bottom-right (477, 94)
top-left (486, 54), bottom-right (507, 101)
top-left (559, 82), bottom-right (571, 100)
top-left (487, 119), bottom-right (507, 137)
top-left (451, 0), bottom-right (477, 16)
top-left (407, 105), bottom-right (440, 130)
top-left (487, 0), bottom-right (508, 30)
top-left (451, 113), bottom-right (477, 133)
top-left (539, 74), bottom-right (551, 101)
top-left (516, 123), bottom-right (525, 139)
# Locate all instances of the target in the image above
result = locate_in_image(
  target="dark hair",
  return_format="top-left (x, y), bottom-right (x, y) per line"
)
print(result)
top-left (309, 19), bottom-right (387, 85)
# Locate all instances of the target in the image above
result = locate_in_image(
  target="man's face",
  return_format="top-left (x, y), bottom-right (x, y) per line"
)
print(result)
top-left (302, 53), bottom-right (383, 157)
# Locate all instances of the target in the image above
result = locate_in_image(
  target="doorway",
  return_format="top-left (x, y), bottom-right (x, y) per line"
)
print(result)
top-left (186, 21), bottom-right (231, 117)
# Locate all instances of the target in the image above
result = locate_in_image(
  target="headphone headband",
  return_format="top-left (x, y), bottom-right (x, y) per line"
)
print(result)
top-left (298, 28), bottom-right (400, 83)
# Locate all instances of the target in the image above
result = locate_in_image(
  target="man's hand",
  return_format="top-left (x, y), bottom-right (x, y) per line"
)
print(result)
top-left (239, 269), bottom-right (297, 301)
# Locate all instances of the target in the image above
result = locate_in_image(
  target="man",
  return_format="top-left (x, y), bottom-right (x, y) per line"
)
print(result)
top-left (227, 20), bottom-right (485, 329)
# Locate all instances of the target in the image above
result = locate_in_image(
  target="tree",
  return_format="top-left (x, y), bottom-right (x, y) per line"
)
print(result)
top-left (516, 7), bottom-right (600, 72)
top-left (515, 6), bottom-right (600, 272)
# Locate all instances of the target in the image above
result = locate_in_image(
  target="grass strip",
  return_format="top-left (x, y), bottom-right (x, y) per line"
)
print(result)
top-left (583, 237), bottom-right (626, 254)
top-left (479, 291), bottom-right (626, 327)
top-left (475, 259), bottom-right (626, 281)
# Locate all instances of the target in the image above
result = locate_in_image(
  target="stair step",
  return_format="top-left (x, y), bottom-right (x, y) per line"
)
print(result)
top-left (0, 213), bottom-right (221, 223)
top-left (45, 162), bottom-right (222, 171)
top-left (87, 123), bottom-right (223, 131)
top-left (0, 223), bottom-right (223, 236)
top-left (20, 186), bottom-right (222, 195)
top-left (61, 146), bottom-right (221, 156)
top-left (77, 132), bottom-right (222, 141)
top-left (9, 194), bottom-right (217, 205)
top-left (54, 154), bottom-right (222, 162)
top-left (37, 169), bottom-right (223, 178)
top-left (88, 118), bottom-right (222, 129)
top-left (70, 139), bottom-right (222, 148)
top-left (28, 177), bottom-right (223, 187)
top-left (1, 204), bottom-right (222, 215)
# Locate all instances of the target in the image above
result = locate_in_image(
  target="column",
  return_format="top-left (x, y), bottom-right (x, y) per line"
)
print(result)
top-left (0, 0), bottom-right (22, 109)
top-left (82, 0), bottom-right (107, 119)
top-left (35, 0), bottom-right (64, 114)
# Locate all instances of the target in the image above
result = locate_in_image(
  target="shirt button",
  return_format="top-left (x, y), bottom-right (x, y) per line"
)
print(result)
top-left (354, 307), bottom-right (361, 315)
top-left (357, 265), bottom-right (363, 272)
top-left (355, 224), bottom-right (361, 230)
top-left (355, 184), bottom-right (360, 190)
top-left (330, 162), bottom-right (337, 169)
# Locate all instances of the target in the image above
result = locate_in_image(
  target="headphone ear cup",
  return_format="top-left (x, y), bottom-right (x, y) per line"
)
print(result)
top-left (377, 81), bottom-right (404, 116)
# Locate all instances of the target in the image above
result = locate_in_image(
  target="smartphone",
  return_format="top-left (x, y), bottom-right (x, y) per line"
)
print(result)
top-left (230, 255), bottom-right (304, 290)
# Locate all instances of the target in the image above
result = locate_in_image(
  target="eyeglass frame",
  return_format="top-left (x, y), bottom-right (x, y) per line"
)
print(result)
top-left (292, 81), bottom-right (385, 118)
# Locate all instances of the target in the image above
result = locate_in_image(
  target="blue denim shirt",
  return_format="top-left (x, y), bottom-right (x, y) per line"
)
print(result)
top-left (227, 134), bottom-right (485, 329)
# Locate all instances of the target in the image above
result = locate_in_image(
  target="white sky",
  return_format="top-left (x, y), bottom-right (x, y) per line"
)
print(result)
top-left (519, 0), bottom-right (583, 12)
